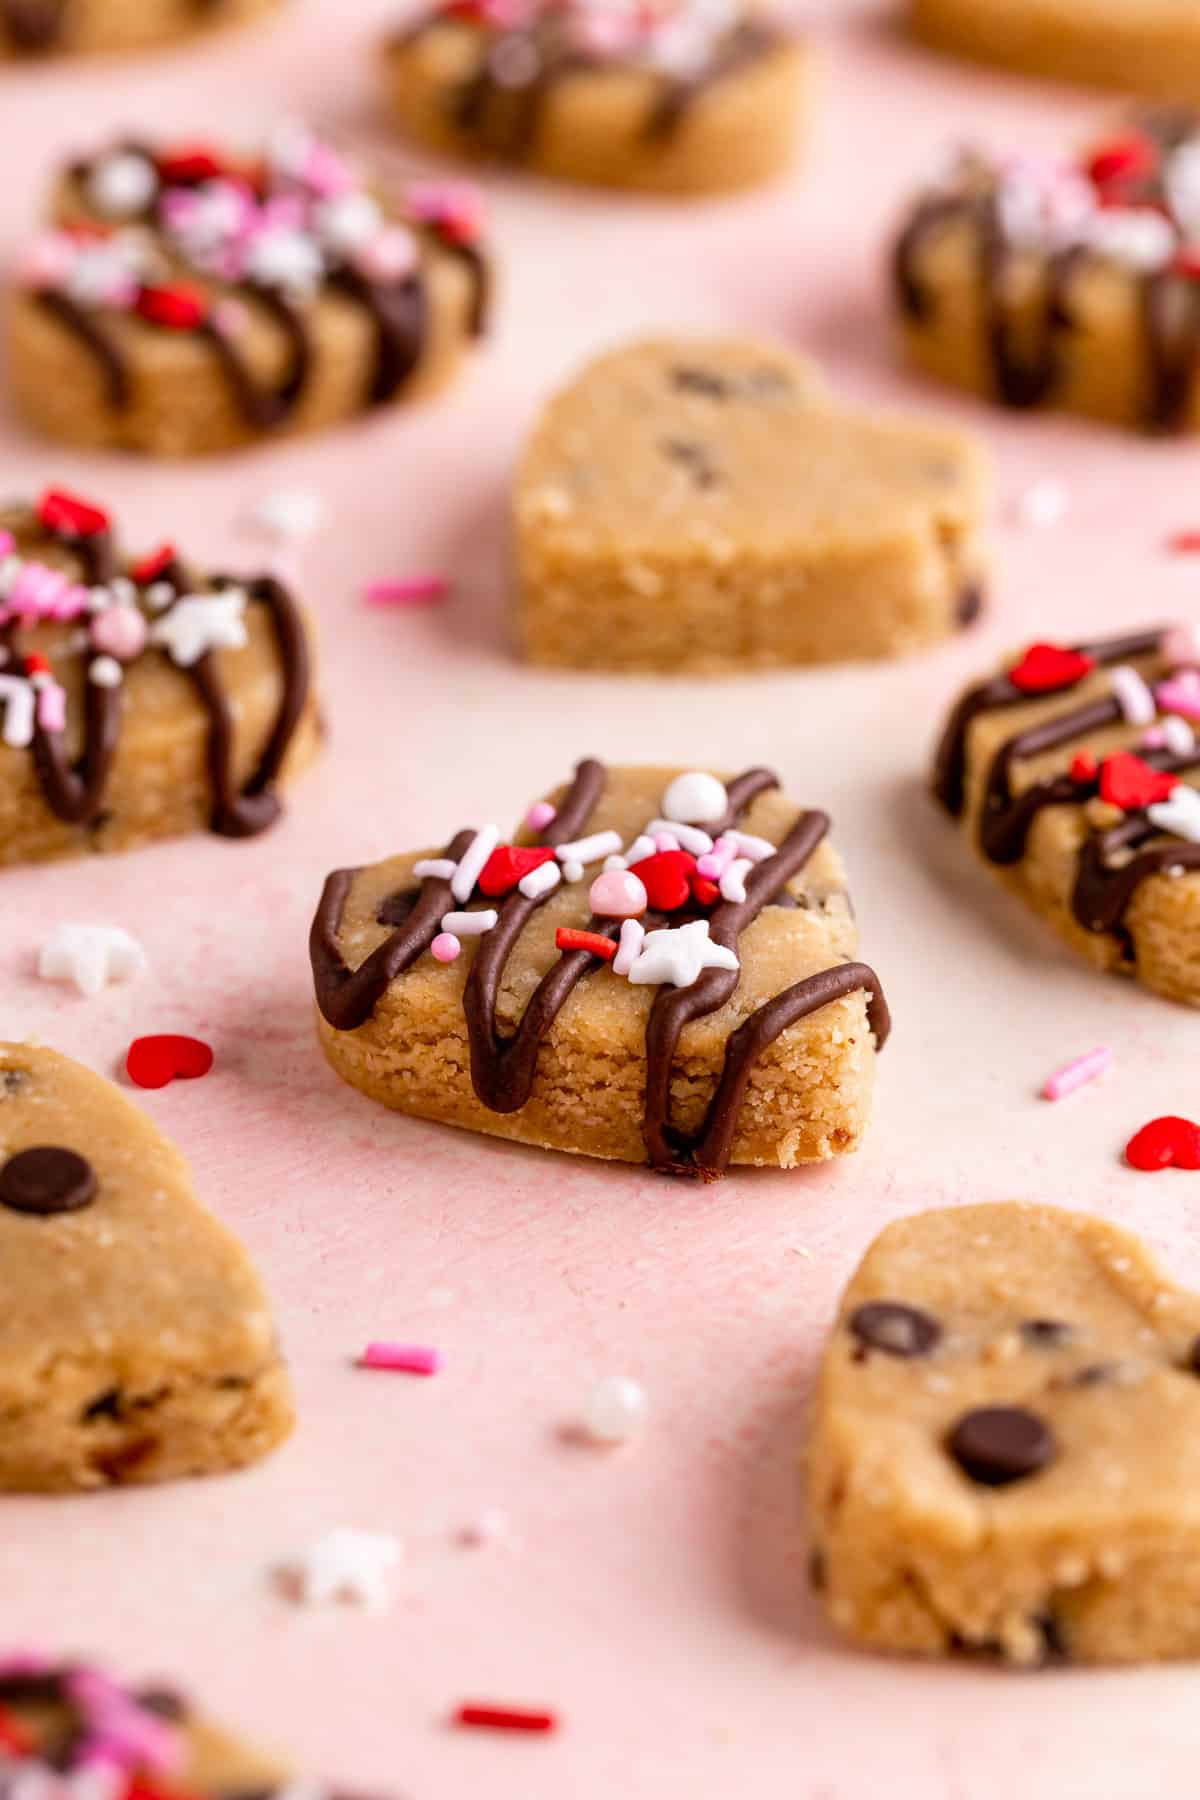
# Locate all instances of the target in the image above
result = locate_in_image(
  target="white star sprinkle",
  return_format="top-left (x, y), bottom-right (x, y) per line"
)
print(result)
top-left (250, 487), bottom-right (326, 543)
top-left (1149, 784), bottom-right (1200, 845)
top-left (151, 590), bottom-right (248, 668)
top-left (38, 924), bottom-right (147, 999)
top-left (288, 1527), bottom-right (401, 1613)
top-left (626, 919), bottom-right (739, 989)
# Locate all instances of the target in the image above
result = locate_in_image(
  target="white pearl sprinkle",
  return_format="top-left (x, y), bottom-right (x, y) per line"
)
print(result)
top-left (582, 1376), bottom-right (648, 1446)
top-left (661, 770), bottom-right (727, 825)
top-left (88, 655), bottom-right (123, 689)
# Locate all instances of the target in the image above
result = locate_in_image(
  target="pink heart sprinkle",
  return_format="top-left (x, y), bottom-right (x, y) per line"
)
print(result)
top-left (1157, 671), bottom-right (1200, 720)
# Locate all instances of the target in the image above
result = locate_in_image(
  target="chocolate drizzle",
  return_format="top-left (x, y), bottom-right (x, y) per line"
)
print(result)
top-left (1, 509), bottom-right (309, 843)
top-left (310, 760), bottom-right (890, 1176)
top-left (2, 0), bottom-right (223, 50)
top-left (933, 627), bottom-right (1200, 954)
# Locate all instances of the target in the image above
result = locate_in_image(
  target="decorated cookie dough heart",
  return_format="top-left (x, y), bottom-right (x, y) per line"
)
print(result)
top-left (0, 490), bottom-right (318, 866)
top-left (0, 1655), bottom-right (370, 1798)
top-left (0, 1041), bottom-right (292, 1490)
top-left (0, 0), bottom-right (282, 57)
top-left (933, 625), bottom-right (1200, 1005)
top-left (311, 762), bottom-right (890, 1175)
top-left (809, 1201), bottom-right (1200, 1665)
top-left (8, 127), bottom-right (490, 456)
top-left (515, 337), bottom-right (989, 672)
top-left (382, 0), bottom-right (812, 196)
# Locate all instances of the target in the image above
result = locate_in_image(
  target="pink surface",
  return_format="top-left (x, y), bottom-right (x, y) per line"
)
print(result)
top-left (2, 4), bottom-right (1199, 1795)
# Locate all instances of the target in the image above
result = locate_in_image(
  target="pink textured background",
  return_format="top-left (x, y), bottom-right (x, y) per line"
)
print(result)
top-left (2, 3), bottom-right (1199, 1794)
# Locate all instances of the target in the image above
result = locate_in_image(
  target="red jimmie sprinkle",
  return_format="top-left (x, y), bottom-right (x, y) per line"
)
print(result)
top-left (1070, 752), bottom-right (1098, 783)
top-left (1125, 1116), bottom-right (1200, 1172)
top-left (135, 284), bottom-right (209, 332)
top-left (126, 1035), bottom-right (214, 1090)
top-left (130, 543), bottom-right (177, 584)
top-left (1086, 131), bottom-right (1158, 191)
top-left (157, 146), bottom-right (224, 185)
top-left (38, 486), bottom-right (111, 538)
top-left (555, 928), bottom-right (616, 961)
top-left (23, 652), bottom-right (51, 677)
top-left (455, 1704), bottom-right (558, 1734)
top-left (1167, 529), bottom-right (1200, 553)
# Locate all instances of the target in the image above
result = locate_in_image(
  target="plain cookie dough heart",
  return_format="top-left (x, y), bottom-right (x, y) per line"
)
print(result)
top-left (382, 0), bottom-right (811, 195)
top-left (8, 128), bottom-right (490, 456)
top-left (0, 489), bottom-right (318, 866)
top-left (909, 0), bottom-right (1200, 107)
top-left (932, 623), bottom-right (1200, 1006)
top-left (0, 0), bottom-right (281, 56)
top-left (310, 759), bottom-right (890, 1175)
top-left (809, 1202), bottom-right (1200, 1665)
top-left (515, 337), bottom-right (989, 672)
top-left (0, 1041), bottom-right (293, 1491)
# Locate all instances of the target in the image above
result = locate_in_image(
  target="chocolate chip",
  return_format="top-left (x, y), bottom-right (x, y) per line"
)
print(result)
top-left (957, 582), bottom-right (983, 628)
top-left (1035, 1611), bottom-right (1069, 1663)
top-left (849, 1301), bottom-right (941, 1359)
top-left (1188, 1335), bottom-right (1200, 1375)
top-left (0, 1146), bottom-right (97, 1216)
top-left (660, 438), bottom-right (720, 488)
top-left (80, 1388), bottom-right (123, 1424)
top-left (0, 1069), bottom-right (29, 1095)
top-left (670, 366), bottom-right (729, 399)
top-left (1068, 1362), bottom-right (1119, 1388)
top-left (376, 886), bottom-right (423, 928)
top-left (947, 1406), bottom-right (1056, 1487)
top-left (807, 1547), bottom-right (827, 1592)
top-left (1020, 1319), bottom-right (1073, 1347)
top-left (136, 1686), bottom-right (189, 1722)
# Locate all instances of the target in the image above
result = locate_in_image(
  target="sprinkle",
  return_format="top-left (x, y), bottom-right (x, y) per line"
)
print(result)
top-left (1042, 1046), bottom-right (1113, 1101)
top-left (1157, 670), bottom-right (1200, 721)
top-left (451, 823), bottom-right (500, 903)
top-left (1070, 751), bottom-right (1098, 782)
top-left (525, 800), bottom-right (556, 832)
top-left (431, 932), bottom-right (462, 964)
top-left (87, 149), bottom-right (158, 218)
top-left (622, 834), bottom-right (656, 868)
top-left (582, 1375), bottom-right (648, 1444)
top-left (360, 1342), bottom-right (441, 1375)
top-left (696, 834), bottom-right (738, 880)
top-left (626, 919), bottom-right (739, 989)
top-left (414, 858), bottom-right (457, 881)
top-left (588, 869), bottom-right (647, 919)
top-left (1166, 531), bottom-right (1200, 554)
top-left (1110, 664), bottom-right (1156, 727)
top-left (1148, 785), bottom-right (1200, 843)
top-left (38, 487), bottom-right (110, 538)
top-left (653, 831), bottom-right (681, 853)
top-left (151, 589), bottom-right (248, 667)
top-left (1164, 716), bottom-right (1197, 756)
top-left (1162, 622), bottom-right (1200, 666)
top-left (647, 818), bottom-right (713, 855)
top-left (478, 844), bottom-right (555, 897)
top-left (455, 1705), bottom-right (557, 1735)
top-left (518, 860), bottom-right (561, 900)
top-left (39, 924), bottom-right (146, 998)
top-left (364, 575), bottom-right (450, 608)
top-left (458, 1508), bottom-right (509, 1549)
top-left (719, 858), bottom-right (753, 904)
top-left (91, 603), bottom-right (148, 661)
top-left (250, 487), bottom-right (326, 542)
top-left (129, 543), bottom-right (176, 585)
top-left (0, 674), bottom-right (35, 748)
top-left (561, 858), bottom-right (584, 883)
top-left (725, 829), bottom-right (776, 863)
top-left (126, 1035), bottom-right (214, 1090)
top-left (660, 769), bottom-right (728, 825)
top-left (34, 679), bottom-right (66, 733)
top-left (287, 1527), bottom-right (401, 1612)
top-left (1125, 1116), bottom-right (1200, 1173)
top-left (555, 927), bottom-right (617, 961)
top-left (1011, 479), bottom-right (1068, 530)
top-left (612, 918), bottom-right (645, 977)
top-left (554, 830), bottom-right (624, 866)
top-left (441, 909), bottom-right (498, 936)
top-left (135, 282), bottom-right (209, 331)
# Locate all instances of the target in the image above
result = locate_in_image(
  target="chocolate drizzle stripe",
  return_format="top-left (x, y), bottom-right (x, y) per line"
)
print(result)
top-left (327, 267), bottom-right (426, 405)
top-left (310, 762), bottom-right (890, 1175)
top-left (34, 291), bottom-right (130, 408)
top-left (4, 0), bottom-right (229, 49)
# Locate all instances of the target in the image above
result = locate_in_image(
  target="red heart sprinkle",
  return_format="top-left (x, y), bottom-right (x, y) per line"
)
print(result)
top-left (23, 652), bottom-right (51, 677)
top-left (130, 543), bottom-right (177, 584)
top-left (1167, 528), bottom-right (1200, 552)
top-left (1008, 643), bottom-right (1096, 694)
top-left (1125, 1116), bottom-right (1200, 1172)
top-left (126, 1035), bottom-right (214, 1091)
top-left (1070, 752), bottom-right (1098, 782)
top-left (689, 873), bottom-right (721, 908)
top-left (37, 487), bottom-right (110, 539)
top-left (1099, 751), bottom-right (1179, 812)
top-left (627, 849), bottom-right (697, 912)
top-left (156, 145), bottom-right (224, 185)
top-left (1173, 251), bottom-right (1200, 283)
top-left (477, 844), bottom-right (555, 898)
top-left (135, 284), bottom-right (209, 332)
top-left (1086, 131), bottom-right (1158, 191)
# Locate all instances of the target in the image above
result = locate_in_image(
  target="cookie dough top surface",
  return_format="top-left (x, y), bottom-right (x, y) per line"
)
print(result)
top-left (0, 489), bottom-right (310, 842)
top-left (0, 1042), bottom-right (277, 1383)
top-left (823, 1202), bottom-right (1200, 1529)
top-left (516, 337), bottom-right (986, 556)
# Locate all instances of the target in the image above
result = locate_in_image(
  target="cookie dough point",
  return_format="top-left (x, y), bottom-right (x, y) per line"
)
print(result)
top-left (0, 1042), bottom-right (293, 1492)
top-left (809, 1202), bottom-right (1200, 1665)
top-left (0, 0), bottom-right (282, 57)
top-left (382, 7), bottom-right (811, 195)
top-left (909, 0), bottom-right (1200, 105)
top-left (933, 629), bottom-right (1200, 1007)
top-left (515, 338), bottom-right (989, 672)
top-left (311, 764), bottom-right (889, 1172)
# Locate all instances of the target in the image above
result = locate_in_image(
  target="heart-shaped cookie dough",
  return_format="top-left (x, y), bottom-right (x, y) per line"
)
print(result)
top-left (809, 1201), bottom-right (1200, 1664)
top-left (0, 1041), bottom-right (292, 1491)
top-left (310, 761), bottom-right (890, 1175)
top-left (8, 129), bottom-right (489, 456)
top-left (933, 624), bottom-right (1200, 1004)
top-left (0, 489), bottom-right (318, 866)
top-left (0, 0), bottom-right (281, 57)
top-left (515, 337), bottom-right (989, 672)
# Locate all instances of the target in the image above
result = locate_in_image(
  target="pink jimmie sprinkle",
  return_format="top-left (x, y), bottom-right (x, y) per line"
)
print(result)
top-left (364, 575), bottom-right (450, 608)
top-left (525, 800), bottom-right (556, 832)
top-left (1042, 1046), bottom-right (1113, 1102)
top-left (361, 1342), bottom-right (442, 1375)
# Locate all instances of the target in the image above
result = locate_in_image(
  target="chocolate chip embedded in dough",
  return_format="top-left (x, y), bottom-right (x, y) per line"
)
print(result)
top-left (376, 886), bottom-right (423, 928)
top-left (0, 1146), bottom-right (97, 1216)
top-left (0, 1069), bottom-right (30, 1095)
top-left (1020, 1318), bottom-right (1073, 1347)
top-left (947, 1406), bottom-right (1056, 1487)
top-left (849, 1301), bottom-right (941, 1359)
top-left (670, 366), bottom-right (730, 400)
